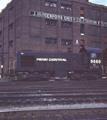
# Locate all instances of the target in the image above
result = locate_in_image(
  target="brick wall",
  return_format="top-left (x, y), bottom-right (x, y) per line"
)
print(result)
top-left (0, 0), bottom-right (107, 74)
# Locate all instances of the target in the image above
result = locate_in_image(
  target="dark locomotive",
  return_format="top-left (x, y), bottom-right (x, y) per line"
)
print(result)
top-left (13, 47), bottom-right (103, 80)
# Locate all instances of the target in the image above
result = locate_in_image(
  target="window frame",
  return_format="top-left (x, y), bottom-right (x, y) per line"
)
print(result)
top-left (9, 23), bottom-right (13, 30)
top-left (80, 24), bottom-right (85, 35)
top-left (61, 3), bottom-right (72, 11)
top-left (91, 25), bottom-right (100, 37)
top-left (9, 6), bottom-right (13, 14)
top-left (61, 21), bottom-right (72, 28)
top-left (45, 38), bottom-right (57, 44)
top-left (80, 7), bottom-right (84, 18)
top-left (45, 0), bottom-right (57, 7)
top-left (45, 19), bottom-right (57, 26)
top-left (0, 31), bottom-right (2, 36)
top-left (61, 39), bottom-right (72, 45)
top-left (9, 40), bottom-right (13, 47)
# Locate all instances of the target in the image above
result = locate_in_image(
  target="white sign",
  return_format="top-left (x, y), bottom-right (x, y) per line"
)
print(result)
top-left (36, 58), bottom-right (67, 61)
top-left (29, 10), bottom-right (107, 27)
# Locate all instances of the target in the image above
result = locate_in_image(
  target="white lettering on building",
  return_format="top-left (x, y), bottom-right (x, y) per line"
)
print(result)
top-left (29, 10), bottom-right (107, 27)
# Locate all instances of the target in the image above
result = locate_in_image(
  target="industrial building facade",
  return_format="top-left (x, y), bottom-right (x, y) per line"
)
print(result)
top-left (0, 0), bottom-right (107, 75)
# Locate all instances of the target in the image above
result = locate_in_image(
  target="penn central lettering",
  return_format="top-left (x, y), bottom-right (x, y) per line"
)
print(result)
top-left (29, 10), bottom-right (107, 27)
top-left (36, 58), bottom-right (67, 62)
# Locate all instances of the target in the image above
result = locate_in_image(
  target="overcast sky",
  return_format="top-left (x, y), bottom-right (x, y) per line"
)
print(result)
top-left (0, 0), bottom-right (107, 13)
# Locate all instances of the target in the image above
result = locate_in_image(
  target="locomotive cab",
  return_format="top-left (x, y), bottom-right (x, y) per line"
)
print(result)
top-left (80, 47), bottom-right (102, 78)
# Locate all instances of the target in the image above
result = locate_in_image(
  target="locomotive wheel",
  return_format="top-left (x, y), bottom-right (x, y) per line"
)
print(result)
top-left (70, 73), bottom-right (80, 80)
top-left (70, 73), bottom-right (76, 80)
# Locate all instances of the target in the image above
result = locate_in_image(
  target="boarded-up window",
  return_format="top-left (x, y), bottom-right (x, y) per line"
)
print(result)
top-left (91, 41), bottom-right (101, 48)
top-left (91, 25), bottom-right (100, 36)
top-left (91, 9), bottom-right (100, 20)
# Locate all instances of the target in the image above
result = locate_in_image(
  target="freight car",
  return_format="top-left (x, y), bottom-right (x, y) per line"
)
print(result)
top-left (13, 47), bottom-right (102, 80)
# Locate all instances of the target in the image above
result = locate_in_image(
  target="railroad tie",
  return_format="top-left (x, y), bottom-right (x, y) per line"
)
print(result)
top-left (49, 114), bottom-right (57, 120)
top-left (62, 114), bottom-right (73, 120)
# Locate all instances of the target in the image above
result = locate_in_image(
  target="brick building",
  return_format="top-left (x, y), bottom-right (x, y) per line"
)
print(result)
top-left (0, 0), bottom-right (107, 75)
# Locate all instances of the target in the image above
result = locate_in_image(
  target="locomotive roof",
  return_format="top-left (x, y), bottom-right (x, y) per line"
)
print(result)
top-left (79, 47), bottom-right (102, 53)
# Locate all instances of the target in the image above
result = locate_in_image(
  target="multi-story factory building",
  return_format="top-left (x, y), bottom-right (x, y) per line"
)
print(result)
top-left (0, 0), bottom-right (107, 75)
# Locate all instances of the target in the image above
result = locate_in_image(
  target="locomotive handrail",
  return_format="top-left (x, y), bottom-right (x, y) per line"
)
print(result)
top-left (13, 60), bottom-right (17, 75)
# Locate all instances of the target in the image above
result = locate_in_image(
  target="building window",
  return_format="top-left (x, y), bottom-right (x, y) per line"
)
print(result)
top-left (9, 40), bottom-right (13, 47)
top-left (80, 40), bottom-right (84, 47)
top-left (0, 17), bottom-right (2, 22)
top-left (45, 19), bottom-right (57, 26)
top-left (9, 23), bottom-right (13, 30)
top-left (91, 9), bottom-right (100, 21)
top-left (9, 6), bottom-right (13, 13)
top-left (0, 45), bottom-right (2, 50)
top-left (61, 21), bottom-right (72, 28)
top-left (45, 0), bottom-right (57, 7)
top-left (80, 24), bottom-right (84, 35)
top-left (61, 3), bottom-right (72, 10)
top-left (104, 27), bottom-right (107, 37)
top-left (0, 56), bottom-right (1, 63)
top-left (91, 41), bottom-right (100, 48)
top-left (104, 12), bottom-right (107, 22)
top-left (91, 25), bottom-right (100, 36)
top-left (61, 39), bottom-right (72, 45)
top-left (104, 42), bottom-right (107, 49)
top-left (0, 31), bottom-right (2, 36)
top-left (80, 7), bottom-right (84, 18)
top-left (45, 38), bottom-right (57, 44)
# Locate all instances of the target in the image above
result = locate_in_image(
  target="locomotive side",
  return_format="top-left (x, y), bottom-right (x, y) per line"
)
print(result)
top-left (14, 47), bottom-right (102, 80)
top-left (102, 48), bottom-right (107, 77)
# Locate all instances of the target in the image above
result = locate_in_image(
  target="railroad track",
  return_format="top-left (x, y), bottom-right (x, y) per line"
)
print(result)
top-left (0, 107), bottom-right (107, 120)
top-left (0, 80), bottom-right (107, 119)
top-left (0, 85), bottom-right (107, 109)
